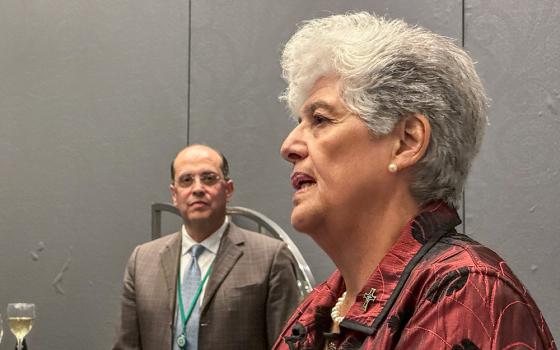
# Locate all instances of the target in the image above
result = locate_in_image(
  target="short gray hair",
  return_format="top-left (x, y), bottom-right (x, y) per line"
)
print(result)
top-left (280, 12), bottom-right (488, 206)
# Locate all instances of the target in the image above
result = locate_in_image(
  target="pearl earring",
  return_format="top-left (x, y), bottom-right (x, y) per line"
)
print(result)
top-left (388, 163), bottom-right (398, 173)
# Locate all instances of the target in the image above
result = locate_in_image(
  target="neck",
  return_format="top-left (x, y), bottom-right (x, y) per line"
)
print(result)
top-left (315, 191), bottom-right (420, 297)
top-left (185, 218), bottom-right (224, 242)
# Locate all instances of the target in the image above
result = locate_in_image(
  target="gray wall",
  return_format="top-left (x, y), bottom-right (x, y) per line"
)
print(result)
top-left (0, 1), bottom-right (189, 348)
top-left (465, 0), bottom-right (560, 338)
top-left (0, 1), bottom-right (557, 348)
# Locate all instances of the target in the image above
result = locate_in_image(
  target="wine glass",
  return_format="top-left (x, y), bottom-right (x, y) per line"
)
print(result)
top-left (7, 303), bottom-right (35, 350)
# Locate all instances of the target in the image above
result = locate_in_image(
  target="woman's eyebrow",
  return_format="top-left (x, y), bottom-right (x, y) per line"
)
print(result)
top-left (304, 100), bottom-right (335, 116)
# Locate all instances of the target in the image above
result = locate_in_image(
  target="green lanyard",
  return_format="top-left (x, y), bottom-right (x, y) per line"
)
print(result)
top-left (177, 259), bottom-right (214, 334)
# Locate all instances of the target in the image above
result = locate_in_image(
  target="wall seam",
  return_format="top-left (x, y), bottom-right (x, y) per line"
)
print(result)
top-left (187, 0), bottom-right (192, 145)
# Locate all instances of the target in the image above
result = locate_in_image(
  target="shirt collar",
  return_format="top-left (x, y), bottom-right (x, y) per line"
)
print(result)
top-left (181, 216), bottom-right (229, 256)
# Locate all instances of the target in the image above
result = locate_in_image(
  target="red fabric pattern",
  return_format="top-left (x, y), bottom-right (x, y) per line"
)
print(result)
top-left (272, 203), bottom-right (556, 350)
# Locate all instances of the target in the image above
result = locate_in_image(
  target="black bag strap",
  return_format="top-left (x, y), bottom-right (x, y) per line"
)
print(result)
top-left (339, 229), bottom-right (452, 346)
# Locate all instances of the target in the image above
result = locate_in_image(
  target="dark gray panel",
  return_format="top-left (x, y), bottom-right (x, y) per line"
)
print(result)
top-left (189, 0), bottom-right (462, 284)
top-left (0, 1), bottom-right (188, 348)
top-left (464, 0), bottom-right (560, 339)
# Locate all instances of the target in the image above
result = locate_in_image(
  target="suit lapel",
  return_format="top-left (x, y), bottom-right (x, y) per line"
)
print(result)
top-left (201, 224), bottom-right (244, 313)
top-left (160, 232), bottom-right (182, 313)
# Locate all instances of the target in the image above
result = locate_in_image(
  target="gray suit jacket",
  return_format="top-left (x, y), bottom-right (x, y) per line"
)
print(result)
top-left (112, 223), bottom-right (301, 350)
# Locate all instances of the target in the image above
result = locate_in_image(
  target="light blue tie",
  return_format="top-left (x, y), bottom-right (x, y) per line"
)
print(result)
top-left (174, 244), bottom-right (205, 350)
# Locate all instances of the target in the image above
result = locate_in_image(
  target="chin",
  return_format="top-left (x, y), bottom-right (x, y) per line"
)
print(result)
top-left (186, 212), bottom-right (211, 222)
top-left (291, 219), bottom-right (307, 234)
top-left (291, 208), bottom-right (318, 235)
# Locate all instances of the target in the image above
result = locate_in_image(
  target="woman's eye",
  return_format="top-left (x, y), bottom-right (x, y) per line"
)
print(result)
top-left (312, 114), bottom-right (328, 125)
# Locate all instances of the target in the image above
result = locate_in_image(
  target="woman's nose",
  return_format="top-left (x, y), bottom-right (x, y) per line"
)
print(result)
top-left (280, 125), bottom-right (307, 164)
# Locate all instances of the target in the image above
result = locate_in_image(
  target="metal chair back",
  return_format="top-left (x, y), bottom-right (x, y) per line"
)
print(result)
top-left (151, 203), bottom-right (315, 297)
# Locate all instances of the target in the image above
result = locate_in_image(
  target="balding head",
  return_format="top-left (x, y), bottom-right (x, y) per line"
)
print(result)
top-left (170, 144), bottom-right (230, 183)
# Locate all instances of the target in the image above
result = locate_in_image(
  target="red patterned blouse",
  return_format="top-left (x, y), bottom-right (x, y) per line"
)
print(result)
top-left (272, 203), bottom-right (556, 350)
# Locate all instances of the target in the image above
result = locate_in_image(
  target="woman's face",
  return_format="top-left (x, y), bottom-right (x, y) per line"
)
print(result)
top-left (281, 76), bottom-right (397, 235)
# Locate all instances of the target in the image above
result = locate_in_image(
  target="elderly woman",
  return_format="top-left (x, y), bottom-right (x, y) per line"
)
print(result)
top-left (273, 12), bottom-right (555, 350)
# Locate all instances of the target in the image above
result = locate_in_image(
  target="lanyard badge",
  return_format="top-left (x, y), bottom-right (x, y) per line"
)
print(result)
top-left (177, 334), bottom-right (187, 349)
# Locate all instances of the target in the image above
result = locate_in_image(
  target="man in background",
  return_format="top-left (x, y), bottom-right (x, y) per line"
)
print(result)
top-left (113, 144), bottom-right (301, 350)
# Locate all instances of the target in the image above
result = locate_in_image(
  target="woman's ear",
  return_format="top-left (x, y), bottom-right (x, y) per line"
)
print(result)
top-left (392, 114), bottom-right (431, 170)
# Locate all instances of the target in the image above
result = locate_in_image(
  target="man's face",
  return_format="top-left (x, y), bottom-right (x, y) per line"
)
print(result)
top-left (170, 146), bottom-right (233, 233)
